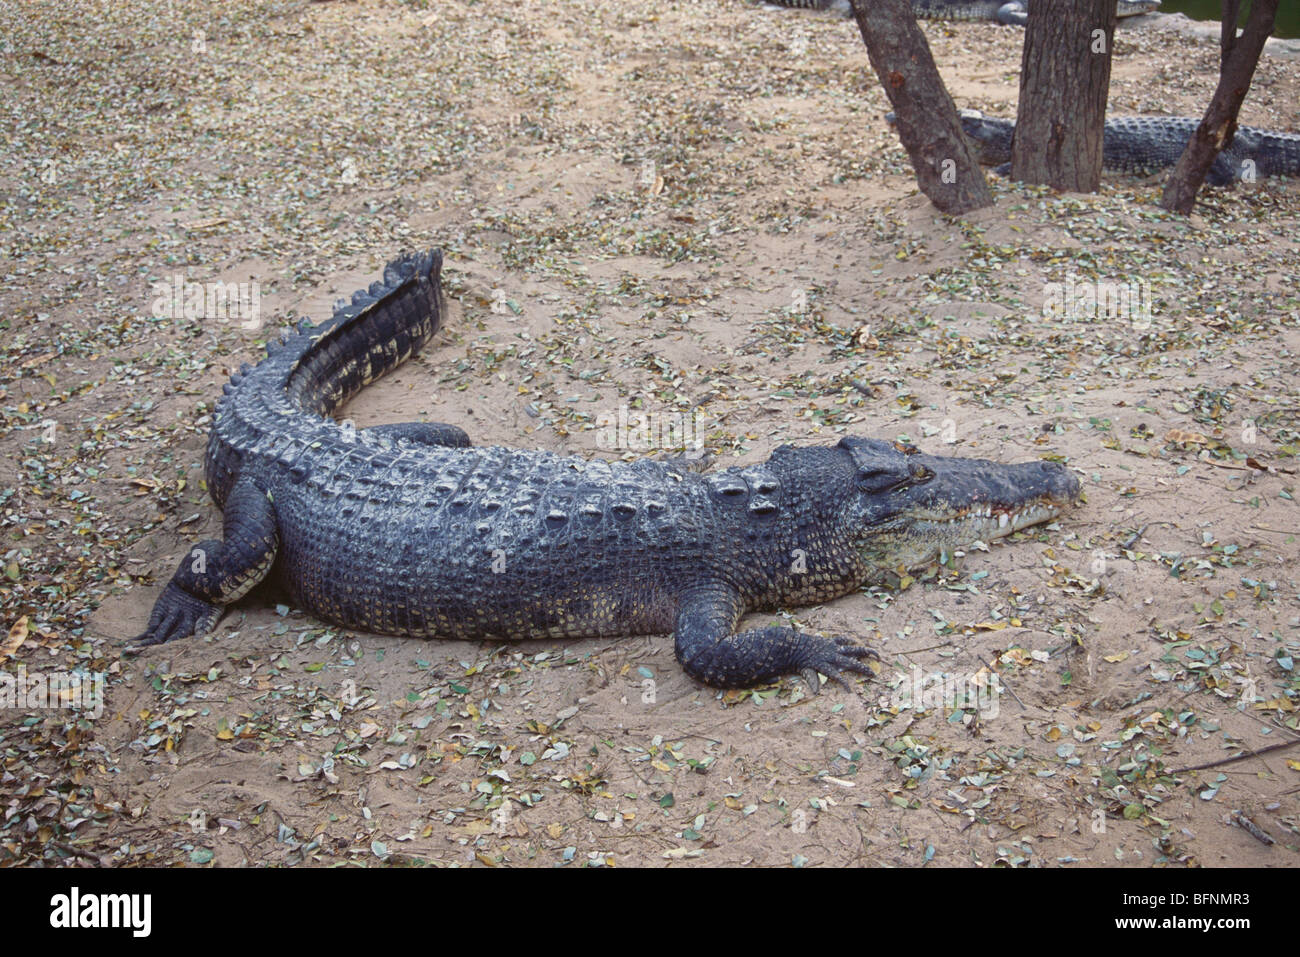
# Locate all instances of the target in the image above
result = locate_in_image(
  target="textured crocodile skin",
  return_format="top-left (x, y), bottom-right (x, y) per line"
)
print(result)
top-left (131, 250), bottom-right (1081, 691)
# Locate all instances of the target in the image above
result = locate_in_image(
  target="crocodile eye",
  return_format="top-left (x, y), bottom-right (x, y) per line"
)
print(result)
top-left (856, 467), bottom-right (906, 493)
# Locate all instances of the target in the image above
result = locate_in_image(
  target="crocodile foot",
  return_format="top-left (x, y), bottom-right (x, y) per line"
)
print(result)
top-left (675, 587), bottom-right (882, 692)
top-left (664, 449), bottom-right (715, 473)
top-left (796, 634), bottom-right (880, 694)
top-left (125, 582), bottom-right (222, 652)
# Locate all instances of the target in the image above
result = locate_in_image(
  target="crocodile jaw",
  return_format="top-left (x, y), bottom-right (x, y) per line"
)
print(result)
top-left (837, 439), bottom-right (1082, 577)
top-left (855, 495), bottom-right (1071, 576)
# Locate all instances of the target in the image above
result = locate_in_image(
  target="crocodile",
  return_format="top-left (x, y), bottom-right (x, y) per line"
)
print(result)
top-left (945, 109), bottom-right (1300, 185)
top-left (130, 249), bottom-right (1081, 691)
top-left (760, 0), bottom-right (1160, 26)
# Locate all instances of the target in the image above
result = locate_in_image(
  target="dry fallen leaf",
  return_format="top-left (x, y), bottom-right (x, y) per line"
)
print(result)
top-left (853, 325), bottom-right (879, 348)
top-left (1164, 428), bottom-right (1208, 445)
top-left (1, 616), bottom-right (28, 663)
top-left (20, 352), bottom-right (57, 369)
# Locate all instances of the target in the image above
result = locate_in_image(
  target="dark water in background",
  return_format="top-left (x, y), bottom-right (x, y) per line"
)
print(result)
top-left (1156, 1), bottom-right (1300, 40)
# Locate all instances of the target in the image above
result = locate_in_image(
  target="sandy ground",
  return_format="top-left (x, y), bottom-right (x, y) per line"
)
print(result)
top-left (1, 0), bottom-right (1298, 867)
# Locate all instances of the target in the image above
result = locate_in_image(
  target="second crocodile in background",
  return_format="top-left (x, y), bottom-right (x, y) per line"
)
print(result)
top-left (760, 0), bottom-right (1160, 26)
top-left (130, 250), bottom-right (1081, 691)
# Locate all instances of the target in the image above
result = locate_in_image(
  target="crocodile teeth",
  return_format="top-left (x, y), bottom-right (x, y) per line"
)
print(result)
top-left (998, 512), bottom-right (1009, 529)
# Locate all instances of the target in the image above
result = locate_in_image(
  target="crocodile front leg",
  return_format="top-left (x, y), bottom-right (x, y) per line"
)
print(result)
top-left (127, 476), bottom-right (278, 650)
top-left (365, 421), bottom-right (471, 447)
top-left (673, 584), bottom-right (878, 692)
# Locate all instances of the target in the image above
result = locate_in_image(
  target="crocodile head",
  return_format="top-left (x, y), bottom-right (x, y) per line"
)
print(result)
top-left (956, 109), bottom-right (1015, 166)
top-left (835, 437), bottom-right (1081, 577)
top-left (884, 109), bottom-right (1015, 166)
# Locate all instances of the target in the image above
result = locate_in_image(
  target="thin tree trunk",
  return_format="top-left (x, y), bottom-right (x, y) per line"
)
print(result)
top-left (1220, 0), bottom-right (1243, 65)
top-left (1012, 0), bottom-right (1116, 192)
top-left (848, 0), bottom-right (992, 214)
top-left (1160, 0), bottom-right (1279, 214)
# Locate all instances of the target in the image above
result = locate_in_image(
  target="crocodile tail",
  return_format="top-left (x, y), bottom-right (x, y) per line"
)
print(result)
top-left (284, 248), bottom-right (445, 417)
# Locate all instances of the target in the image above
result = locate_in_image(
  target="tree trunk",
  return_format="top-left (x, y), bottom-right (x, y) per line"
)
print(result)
top-left (1160, 0), bottom-right (1279, 214)
top-left (848, 0), bottom-right (992, 214)
top-left (1012, 0), bottom-right (1116, 192)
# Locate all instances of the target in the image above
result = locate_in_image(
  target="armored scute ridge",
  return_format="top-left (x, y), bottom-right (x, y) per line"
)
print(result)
top-left (132, 249), bottom-right (1081, 691)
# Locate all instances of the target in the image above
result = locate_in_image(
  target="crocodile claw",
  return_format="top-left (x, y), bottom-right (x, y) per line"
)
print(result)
top-left (797, 635), bottom-right (879, 694)
top-left (799, 667), bottom-right (825, 694)
top-left (125, 582), bottom-right (222, 653)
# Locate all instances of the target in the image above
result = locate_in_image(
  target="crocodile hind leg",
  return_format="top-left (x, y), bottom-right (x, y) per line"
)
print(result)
top-left (673, 585), bottom-right (878, 692)
top-left (365, 421), bottom-right (471, 447)
top-left (127, 477), bottom-right (278, 650)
